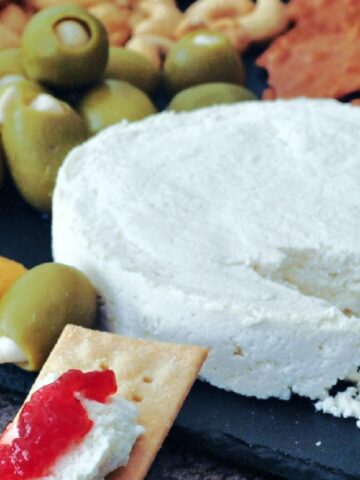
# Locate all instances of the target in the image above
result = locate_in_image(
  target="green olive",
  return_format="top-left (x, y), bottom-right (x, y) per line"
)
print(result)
top-left (0, 75), bottom-right (26, 90)
top-left (0, 80), bottom-right (44, 193)
top-left (21, 5), bottom-right (109, 89)
top-left (105, 47), bottom-right (160, 94)
top-left (0, 80), bottom-right (47, 135)
top-left (78, 79), bottom-right (157, 135)
top-left (164, 30), bottom-right (245, 94)
top-left (168, 83), bottom-right (257, 112)
top-left (3, 93), bottom-right (88, 212)
top-left (0, 49), bottom-right (23, 79)
top-left (0, 79), bottom-right (45, 101)
top-left (0, 74), bottom-right (26, 90)
top-left (0, 82), bottom-right (45, 194)
top-left (0, 263), bottom-right (97, 371)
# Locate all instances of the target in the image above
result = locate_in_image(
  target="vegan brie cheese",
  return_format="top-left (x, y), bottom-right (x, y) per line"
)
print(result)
top-left (53, 98), bottom-right (360, 404)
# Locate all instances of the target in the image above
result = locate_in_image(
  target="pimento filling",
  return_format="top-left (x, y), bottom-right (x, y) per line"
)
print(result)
top-left (0, 369), bottom-right (117, 479)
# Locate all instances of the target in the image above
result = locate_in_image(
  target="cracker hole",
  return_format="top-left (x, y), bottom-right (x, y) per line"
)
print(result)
top-left (143, 376), bottom-right (153, 384)
top-left (132, 394), bottom-right (143, 403)
top-left (99, 362), bottom-right (109, 370)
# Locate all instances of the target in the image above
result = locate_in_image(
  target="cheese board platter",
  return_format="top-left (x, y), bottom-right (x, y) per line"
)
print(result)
top-left (1, 0), bottom-right (360, 479)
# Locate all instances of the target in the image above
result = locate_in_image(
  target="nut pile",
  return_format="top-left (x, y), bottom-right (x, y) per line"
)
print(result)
top-left (0, 3), bottom-right (32, 49)
top-left (0, 0), bottom-right (288, 66)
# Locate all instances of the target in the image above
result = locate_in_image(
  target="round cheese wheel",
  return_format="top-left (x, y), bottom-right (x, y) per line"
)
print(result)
top-left (53, 99), bottom-right (360, 401)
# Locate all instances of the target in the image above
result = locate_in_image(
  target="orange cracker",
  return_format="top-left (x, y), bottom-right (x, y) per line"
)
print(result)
top-left (29, 325), bottom-right (208, 480)
top-left (258, 29), bottom-right (360, 100)
top-left (287, 0), bottom-right (360, 29)
top-left (257, 0), bottom-right (360, 100)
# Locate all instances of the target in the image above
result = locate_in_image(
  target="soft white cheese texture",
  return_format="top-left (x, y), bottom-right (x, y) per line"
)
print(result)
top-left (315, 386), bottom-right (360, 428)
top-left (31, 373), bottom-right (143, 480)
top-left (42, 396), bottom-right (143, 480)
top-left (53, 98), bottom-right (360, 403)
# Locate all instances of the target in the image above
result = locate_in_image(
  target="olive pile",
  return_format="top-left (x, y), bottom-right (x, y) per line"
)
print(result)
top-left (164, 30), bottom-right (258, 110)
top-left (0, 5), bottom-right (158, 212)
top-left (0, 5), bottom-right (257, 213)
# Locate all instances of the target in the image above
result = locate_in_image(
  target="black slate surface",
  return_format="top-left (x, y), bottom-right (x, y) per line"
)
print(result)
top-left (0, 11), bottom-right (358, 478)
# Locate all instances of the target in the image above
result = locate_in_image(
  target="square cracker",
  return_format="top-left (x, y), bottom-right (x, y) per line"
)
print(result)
top-left (29, 325), bottom-right (208, 480)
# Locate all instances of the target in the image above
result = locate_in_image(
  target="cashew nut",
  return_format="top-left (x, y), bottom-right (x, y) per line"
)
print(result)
top-left (108, 29), bottom-right (132, 46)
top-left (237, 0), bottom-right (288, 42)
top-left (0, 3), bottom-right (30, 35)
top-left (131, 0), bottom-right (183, 39)
top-left (28, 0), bottom-right (117, 10)
top-left (207, 17), bottom-right (251, 52)
top-left (89, 2), bottom-right (131, 46)
top-left (176, 0), bottom-right (254, 37)
top-left (126, 34), bottom-right (174, 68)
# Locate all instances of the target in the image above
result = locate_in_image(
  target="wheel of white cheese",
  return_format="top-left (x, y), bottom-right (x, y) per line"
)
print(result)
top-left (53, 98), bottom-right (360, 402)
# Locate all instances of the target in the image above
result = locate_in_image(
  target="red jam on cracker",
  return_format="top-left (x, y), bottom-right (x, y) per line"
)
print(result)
top-left (0, 369), bottom-right (117, 479)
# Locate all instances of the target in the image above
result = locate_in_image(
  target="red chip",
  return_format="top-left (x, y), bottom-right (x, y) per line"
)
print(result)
top-left (257, 0), bottom-right (360, 100)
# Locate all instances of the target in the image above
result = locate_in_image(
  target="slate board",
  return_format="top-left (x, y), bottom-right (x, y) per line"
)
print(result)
top-left (0, 11), bottom-right (359, 478)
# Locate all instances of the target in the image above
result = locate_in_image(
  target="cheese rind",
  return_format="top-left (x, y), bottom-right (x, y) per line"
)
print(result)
top-left (53, 98), bottom-right (360, 401)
